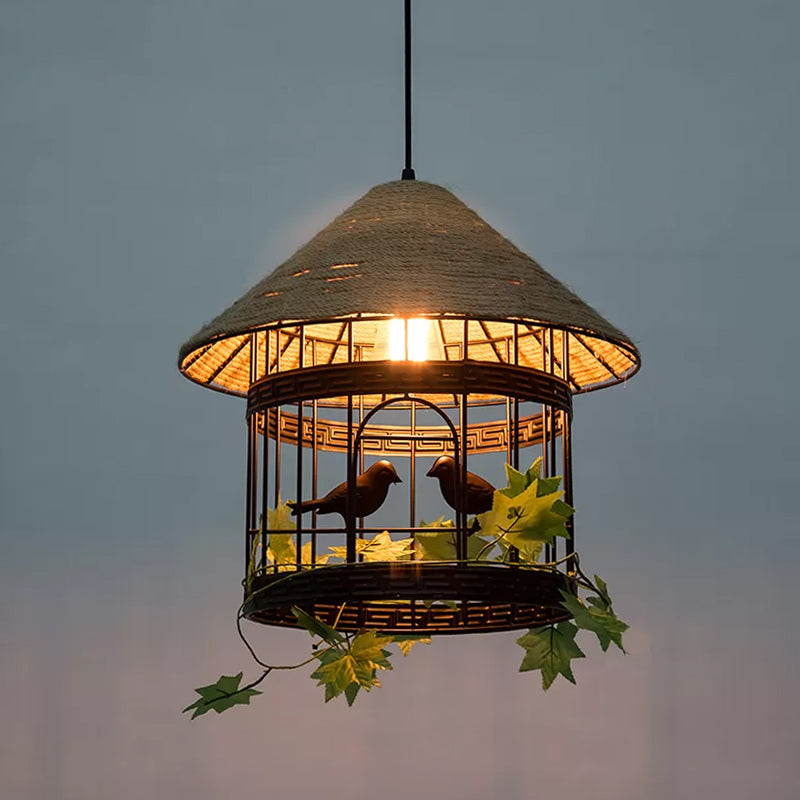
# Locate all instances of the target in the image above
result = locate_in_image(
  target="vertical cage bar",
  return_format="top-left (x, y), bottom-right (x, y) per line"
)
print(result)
top-left (311, 339), bottom-right (318, 565)
top-left (541, 328), bottom-right (549, 479)
top-left (358, 387), bottom-right (365, 531)
top-left (508, 329), bottom-right (520, 562)
top-left (248, 333), bottom-right (259, 528)
top-left (548, 328), bottom-right (557, 562)
top-left (458, 318), bottom-right (469, 627)
top-left (295, 327), bottom-right (305, 568)
top-left (410, 398), bottom-right (417, 530)
top-left (249, 330), bottom-right (259, 491)
top-left (504, 338), bottom-right (512, 462)
top-left (505, 394), bottom-right (512, 463)
top-left (346, 321), bottom-right (356, 562)
top-left (244, 414), bottom-right (258, 575)
top-left (359, 389), bottom-right (365, 476)
top-left (260, 330), bottom-right (271, 569)
top-left (245, 333), bottom-right (259, 577)
top-left (548, 329), bottom-right (557, 469)
top-left (245, 416), bottom-right (255, 577)
top-left (562, 332), bottom-right (575, 571)
top-left (458, 318), bottom-right (469, 559)
top-left (513, 324), bottom-right (520, 470)
top-left (541, 329), bottom-right (551, 562)
top-left (274, 330), bottom-right (282, 510)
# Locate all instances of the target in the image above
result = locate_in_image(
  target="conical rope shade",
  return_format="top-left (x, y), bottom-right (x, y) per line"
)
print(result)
top-left (179, 180), bottom-right (640, 394)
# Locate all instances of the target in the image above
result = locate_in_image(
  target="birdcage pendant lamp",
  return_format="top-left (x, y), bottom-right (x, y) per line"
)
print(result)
top-left (177, 3), bottom-right (640, 635)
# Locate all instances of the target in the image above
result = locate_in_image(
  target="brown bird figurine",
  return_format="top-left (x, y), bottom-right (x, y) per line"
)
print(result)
top-left (288, 460), bottom-right (402, 520)
top-left (426, 455), bottom-right (495, 515)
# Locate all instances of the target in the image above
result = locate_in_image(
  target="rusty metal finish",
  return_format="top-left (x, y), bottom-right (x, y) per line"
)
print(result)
top-left (247, 361), bottom-right (572, 416)
top-left (243, 562), bottom-right (571, 634)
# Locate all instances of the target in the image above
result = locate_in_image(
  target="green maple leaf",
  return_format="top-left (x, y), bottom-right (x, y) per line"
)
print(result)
top-left (247, 525), bottom-right (263, 585)
top-left (499, 457), bottom-right (545, 498)
top-left (267, 533), bottom-right (328, 572)
top-left (501, 463), bottom-right (531, 498)
top-left (291, 606), bottom-right (345, 645)
top-left (420, 515), bottom-right (454, 528)
top-left (415, 528), bottom-right (458, 561)
top-left (310, 629), bottom-right (394, 705)
top-left (312, 650), bottom-right (359, 701)
top-left (361, 531), bottom-right (414, 562)
top-left (415, 516), bottom-right (492, 562)
top-left (390, 634), bottom-right (432, 656)
top-left (525, 457), bottom-right (543, 483)
top-left (267, 500), bottom-right (296, 531)
top-left (182, 673), bottom-right (262, 719)
top-left (517, 623), bottom-right (585, 690)
top-left (264, 501), bottom-right (298, 568)
top-left (344, 681), bottom-right (361, 706)
top-left (349, 630), bottom-right (394, 668)
top-left (328, 531), bottom-right (414, 563)
top-left (466, 533), bottom-right (493, 560)
top-left (327, 540), bottom-right (362, 562)
top-left (415, 527), bottom-right (492, 562)
top-left (415, 517), bottom-right (457, 560)
top-left (552, 499), bottom-right (574, 518)
top-left (559, 587), bottom-right (628, 653)
top-left (535, 475), bottom-right (563, 495)
top-left (497, 535), bottom-right (543, 564)
top-left (250, 509), bottom-right (292, 581)
top-left (251, 506), bottom-right (331, 579)
top-left (299, 541), bottom-right (329, 566)
top-left (499, 457), bottom-right (566, 497)
top-left (492, 461), bottom-right (574, 545)
top-left (592, 574), bottom-right (612, 605)
top-left (266, 533), bottom-right (296, 570)
top-left (477, 478), bottom-right (570, 549)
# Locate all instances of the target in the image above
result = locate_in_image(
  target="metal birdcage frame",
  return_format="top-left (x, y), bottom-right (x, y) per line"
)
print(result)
top-left (238, 314), bottom-right (580, 634)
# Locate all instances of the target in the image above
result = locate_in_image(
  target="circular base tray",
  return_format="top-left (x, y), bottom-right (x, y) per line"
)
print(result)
top-left (244, 562), bottom-right (571, 634)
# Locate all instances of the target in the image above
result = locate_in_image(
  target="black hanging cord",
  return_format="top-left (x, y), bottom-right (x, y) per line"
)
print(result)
top-left (401, 0), bottom-right (415, 180)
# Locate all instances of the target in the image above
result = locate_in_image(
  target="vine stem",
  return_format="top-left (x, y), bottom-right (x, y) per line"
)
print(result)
top-left (332, 602), bottom-right (347, 629)
top-left (568, 553), bottom-right (614, 606)
top-left (237, 610), bottom-right (325, 671)
top-left (189, 669), bottom-right (272, 714)
top-left (236, 670), bottom-right (271, 692)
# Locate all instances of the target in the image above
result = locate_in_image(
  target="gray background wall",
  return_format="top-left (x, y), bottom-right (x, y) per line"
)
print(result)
top-left (2, 2), bottom-right (799, 798)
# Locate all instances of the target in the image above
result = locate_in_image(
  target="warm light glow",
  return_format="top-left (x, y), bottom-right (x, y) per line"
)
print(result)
top-left (406, 318), bottom-right (431, 360)
top-left (382, 317), bottom-right (443, 361)
top-left (388, 318), bottom-right (407, 360)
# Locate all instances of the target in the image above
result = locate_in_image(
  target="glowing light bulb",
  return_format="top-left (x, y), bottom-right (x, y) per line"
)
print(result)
top-left (406, 318), bottom-right (431, 361)
top-left (381, 318), bottom-right (443, 361)
top-left (388, 318), bottom-right (407, 360)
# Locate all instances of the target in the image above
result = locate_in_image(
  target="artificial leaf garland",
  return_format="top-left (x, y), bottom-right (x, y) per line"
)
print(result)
top-left (187, 459), bottom-right (629, 714)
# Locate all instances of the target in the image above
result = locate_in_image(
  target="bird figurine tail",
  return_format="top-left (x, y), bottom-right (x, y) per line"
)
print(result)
top-left (287, 499), bottom-right (320, 516)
